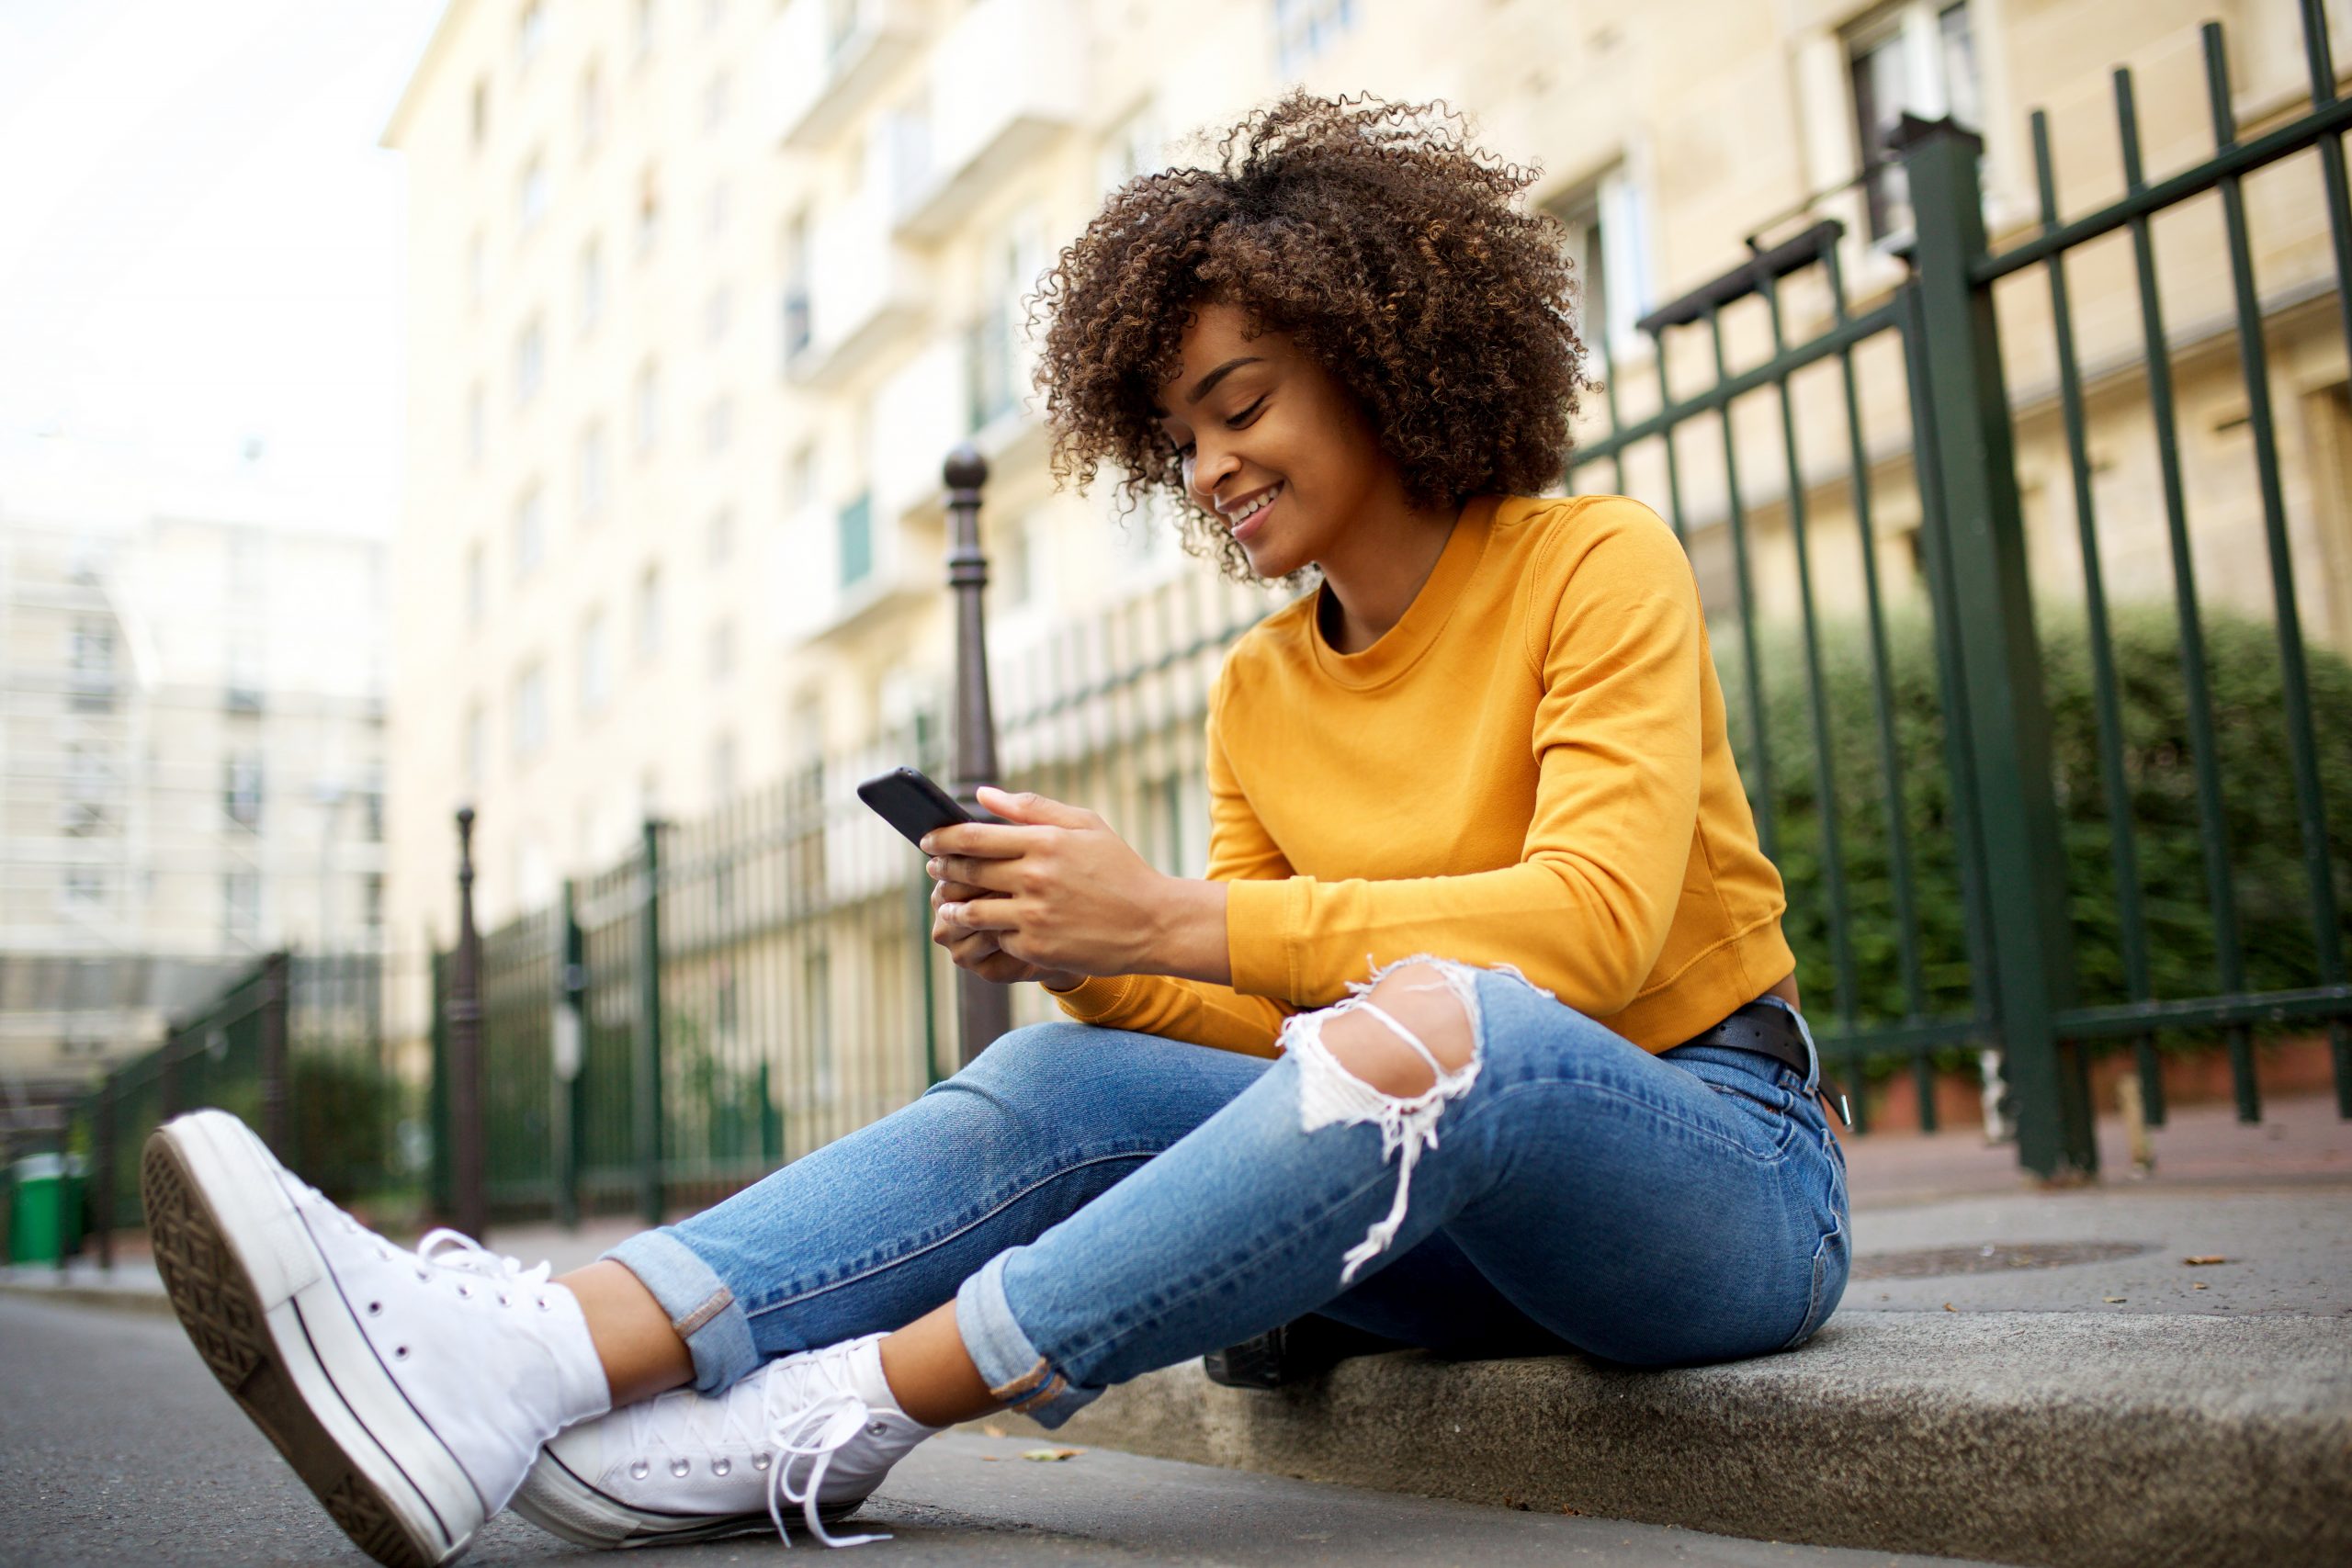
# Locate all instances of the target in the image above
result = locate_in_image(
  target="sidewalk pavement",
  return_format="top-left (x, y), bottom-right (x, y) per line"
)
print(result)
top-left (7, 1092), bottom-right (2346, 1568)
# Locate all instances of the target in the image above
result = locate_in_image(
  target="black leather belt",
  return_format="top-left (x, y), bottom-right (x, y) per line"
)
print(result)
top-left (1676, 998), bottom-right (1852, 1125)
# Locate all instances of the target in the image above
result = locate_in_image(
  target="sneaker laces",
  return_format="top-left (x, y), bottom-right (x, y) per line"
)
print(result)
top-left (413, 1228), bottom-right (553, 1291)
top-left (767, 1390), bottom-right (888, 1549)
top-left (617, 1348), bottom-right (892, 1550)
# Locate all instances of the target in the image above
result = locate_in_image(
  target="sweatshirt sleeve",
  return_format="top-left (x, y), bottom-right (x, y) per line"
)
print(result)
top-left (1046, 671), bottom-right (1297, 1057)
top-left (1222, 510), bottom-right (1705, 1017)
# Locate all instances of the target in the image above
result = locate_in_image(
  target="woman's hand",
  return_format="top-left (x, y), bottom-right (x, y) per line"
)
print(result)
top-left (928, 875), bottom-right (1081, 989)
top-left (922, 786), bottom-right (1221, 982)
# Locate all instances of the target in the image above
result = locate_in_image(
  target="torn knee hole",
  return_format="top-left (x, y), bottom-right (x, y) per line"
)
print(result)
top-left (1311, 961), bottom-right (1477, 1098)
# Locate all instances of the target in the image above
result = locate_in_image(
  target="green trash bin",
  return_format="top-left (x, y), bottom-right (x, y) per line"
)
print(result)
top-left (9, 1154), bottom-right (85, 1265)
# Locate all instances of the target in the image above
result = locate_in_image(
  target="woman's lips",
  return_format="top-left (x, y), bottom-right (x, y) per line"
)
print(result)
top-left (1228, 484), bottom-right (1280, 545)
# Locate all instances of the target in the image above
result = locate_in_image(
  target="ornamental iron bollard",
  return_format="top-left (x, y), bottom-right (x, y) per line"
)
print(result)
top-left (448, 807), bottom-right (490, 1240)
top-left (944, 445), bottom-right (1012, 1065)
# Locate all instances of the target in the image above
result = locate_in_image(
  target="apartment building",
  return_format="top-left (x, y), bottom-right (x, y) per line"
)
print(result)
top-left (379, 0), bottom-right (2350, 962)
top-left (0, 444), bottom-right (389, 1088)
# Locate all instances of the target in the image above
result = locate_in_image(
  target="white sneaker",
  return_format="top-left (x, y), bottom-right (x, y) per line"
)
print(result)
top-left (512, 1331), bottom-right (939, 1550)
top-left (142, 1110), bottom-right (611, 1567)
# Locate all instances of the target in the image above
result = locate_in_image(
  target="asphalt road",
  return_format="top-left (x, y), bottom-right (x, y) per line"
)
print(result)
top-left (0, 1294), bottom-right (1996, 1568)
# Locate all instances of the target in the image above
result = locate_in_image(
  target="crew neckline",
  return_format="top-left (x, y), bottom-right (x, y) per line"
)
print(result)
top-left (1306, 494), bottom-right (1498, 690)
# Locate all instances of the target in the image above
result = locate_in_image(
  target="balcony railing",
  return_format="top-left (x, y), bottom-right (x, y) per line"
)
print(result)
top-left (890, 0), bottom-right (1080, 242)
top-left (763, 0), bottom-right (926, 150)
top-left (784, 186), bottom-right (927, 388)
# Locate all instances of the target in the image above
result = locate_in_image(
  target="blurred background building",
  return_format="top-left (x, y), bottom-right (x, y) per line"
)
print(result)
top-left (0, 436), bottom-right (387, 1137)
top-left (377, 0), bottom-right (2350, 947)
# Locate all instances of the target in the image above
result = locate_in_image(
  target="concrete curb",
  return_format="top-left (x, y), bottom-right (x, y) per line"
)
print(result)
top-left (0, 1277), bottom-right (175, 1317)
top-left (1007, 1310), bottom-right (2352, 1568)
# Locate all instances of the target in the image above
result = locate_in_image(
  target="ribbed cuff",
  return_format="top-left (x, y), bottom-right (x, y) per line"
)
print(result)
top-left (1224, 876), bottom-right (1305, 999)
top-left (1045, 974), bottom-right (1138, 1022)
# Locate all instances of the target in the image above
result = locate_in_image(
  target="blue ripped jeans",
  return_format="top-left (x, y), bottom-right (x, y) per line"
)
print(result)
top-left (607, 964), bottom-right (1850, 1427)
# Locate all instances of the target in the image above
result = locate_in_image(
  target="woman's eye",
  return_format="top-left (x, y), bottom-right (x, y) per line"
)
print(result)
top-left (1227, 396), bottom-right (1266, 428)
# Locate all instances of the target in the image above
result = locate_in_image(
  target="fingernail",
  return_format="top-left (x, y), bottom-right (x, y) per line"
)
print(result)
top-left (925, 857), bottom-right (940, 876)
top-left (919, 835), bottom-right (935, 853)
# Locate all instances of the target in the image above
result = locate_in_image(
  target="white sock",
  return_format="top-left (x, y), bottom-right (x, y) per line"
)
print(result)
top-left (845, 1333), bottom-right (943, 1434)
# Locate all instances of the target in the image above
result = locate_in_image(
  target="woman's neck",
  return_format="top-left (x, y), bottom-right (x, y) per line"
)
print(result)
top-left (1315, 495), bottom-right (1464, 654)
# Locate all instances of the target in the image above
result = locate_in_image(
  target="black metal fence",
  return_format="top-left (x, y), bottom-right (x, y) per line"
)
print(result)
top-left (56, 951), bottom-right (412, 1259)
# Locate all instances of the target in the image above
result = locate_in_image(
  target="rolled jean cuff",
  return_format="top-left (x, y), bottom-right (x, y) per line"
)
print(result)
top-left (954, 1249), bottom-right (1102, 1430)
top-left (604, 1228), bottom-right (760, 1395)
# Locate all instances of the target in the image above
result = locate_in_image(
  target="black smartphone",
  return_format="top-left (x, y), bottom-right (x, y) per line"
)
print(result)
top-left (856, 766), bottom-right (1001, 847)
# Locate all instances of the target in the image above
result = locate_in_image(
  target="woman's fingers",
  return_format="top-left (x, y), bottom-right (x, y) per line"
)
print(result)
top-left (927, 854), bottom-right (1019, 893)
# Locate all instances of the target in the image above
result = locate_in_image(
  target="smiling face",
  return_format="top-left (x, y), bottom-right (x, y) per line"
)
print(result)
top-left (1150, 300), bottom-right (1398, 582)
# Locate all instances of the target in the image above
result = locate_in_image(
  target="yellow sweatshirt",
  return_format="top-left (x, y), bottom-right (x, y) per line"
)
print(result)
top-left (1049, 492), bottom-right (1796, 1058)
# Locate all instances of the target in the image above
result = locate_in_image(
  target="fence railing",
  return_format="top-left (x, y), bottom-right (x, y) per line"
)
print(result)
top-left (430, 8), bottom-right (2349, 1223)
top-left (58, 951), bottom-right (412, 1259)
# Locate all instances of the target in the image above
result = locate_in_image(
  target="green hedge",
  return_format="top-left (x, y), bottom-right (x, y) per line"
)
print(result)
top-left (1716, 603), bottom-right (2352, 1045)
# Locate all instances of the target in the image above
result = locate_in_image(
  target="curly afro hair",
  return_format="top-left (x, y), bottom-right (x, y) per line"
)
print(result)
top-left (1029, 90), bottom-right (1589, 582)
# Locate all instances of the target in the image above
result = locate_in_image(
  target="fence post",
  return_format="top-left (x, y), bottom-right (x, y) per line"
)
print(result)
top-left (944, 445), bottom-right (1011, 1066)
top-left (1892, 114), bottom-right (2094, 1180)
top-left (92, 1073), bottom-right (113, 1269)
top-left (257, 950), bottom-right (292, 1159)
top-left (428, 947), bottom-right (452, 1220)
top-left (634, 818), bottom-right (666, 1226)
top-left (449, 808), bottom-right (491, 1239)
top-left (554, 879), bottom-right (585, 1230)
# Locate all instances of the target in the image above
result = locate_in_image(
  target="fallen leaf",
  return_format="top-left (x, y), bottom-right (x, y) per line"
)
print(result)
top-left (1022, 1447), bottom-right (1083, 1461)
top-left (2181, 1255), bottom-right (2227, 1267)
top-left (979, 1423), bottom-right (1009, 1438)
top-left (2103, 1296), bottom-right (2126, 1303)
top-left (2192, 1282), bottom-right (2209, 1291)
top-left (978, 1455), bottom-right (1000, 1461)
top-left (1942, 1303), bottom-right (1956, 1312)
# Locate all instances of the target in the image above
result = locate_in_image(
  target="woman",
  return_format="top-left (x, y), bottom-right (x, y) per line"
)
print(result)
top-left (143, 93), bottom-right (1847, 1566)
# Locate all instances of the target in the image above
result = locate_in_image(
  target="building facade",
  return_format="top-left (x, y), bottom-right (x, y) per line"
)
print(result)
top-left (0, 444), bottom-right (389, 1091)
top-left (379, 0), bottom-right (2350, 960)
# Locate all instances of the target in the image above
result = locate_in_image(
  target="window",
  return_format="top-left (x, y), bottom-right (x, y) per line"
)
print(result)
top-left (513, 660), bottom-right (548, 759)
top-left (468, 229), bottom-right (486, 305)
top-left (580, 234), bottom-right (605, 333)
top-left (363, 873), bottom-right (385, 934)
top-left (513, 483), bottom-right (545, 579)
top-left (637, 164), bottom-right (661, 254)
top-left (579, 606), bottom-right (611, 714)
top-left (578, 60), bottom-right (605, 152)
top-left (702, 0), bottom-right (724, 34)
top-left (1544, 166), bottom-right (1655, 365)
top-left (635, 0), bottom-right (655, 60)
top-left (780, 211), bottom-right (812, 366)
top-left (710, 732), bottom-right (737, 802)
top-left (786, 442), bottom-right (818, 513)
top-left (1098, 100), bottom-right (1165, 195)
top-left (704, 70), bottom-right (729, 132)
top-left (222, 871), bottom-right (261, 942)
top-left (1849, 0), bottom-right (1981, 241)
top-left (635, 563), bottom-right (663, 660)
top-left (883, 93), bottom-right (931, 210)
top-left (62, 741), bottom-right (110, 836)
top-left (1274, 0), bottom-right (1355, 76)
top-left (705, 282), bottom-right (730, 343)
top-left (517, 151), bottom-right (549, 231)
top-left (224, 751), bottom-right (265, 829)
top-left (707, 505), bottom-right (734, 566)
top-left (465, 539), bottom-right (486, 626)
top-left (634, 361), bottom-right (660, 450)
top-left (706, 179), bottom-right (729, 238)
top-left (837, 491), bottom-right (873, 589)
top-left (996, 511), bottom-right (1035, 610)
top-left (467, 381), bottom-right (486, 466)
top-left (577, 422), bottom-right (608, 519)
top-left (470, 76), bottom-right (489, 150)
top-left (464, 702), bottom-right (487, 789)
top-left (705, 395), bottom-right (732, 454)
top-left (709, 618), bottom-right (735, 680)
top-left (69, 616), bottom-right (113, 709)
top-left (514, 315), bottom-right (545, 405)
top-left (517, 2), bottom-right (546, 71)
top-left (967, 209), bottom-right (1045, 432)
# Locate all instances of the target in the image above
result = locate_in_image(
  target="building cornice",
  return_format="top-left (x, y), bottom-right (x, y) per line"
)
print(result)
top-left (379, 0), bottom-right (471, 151)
